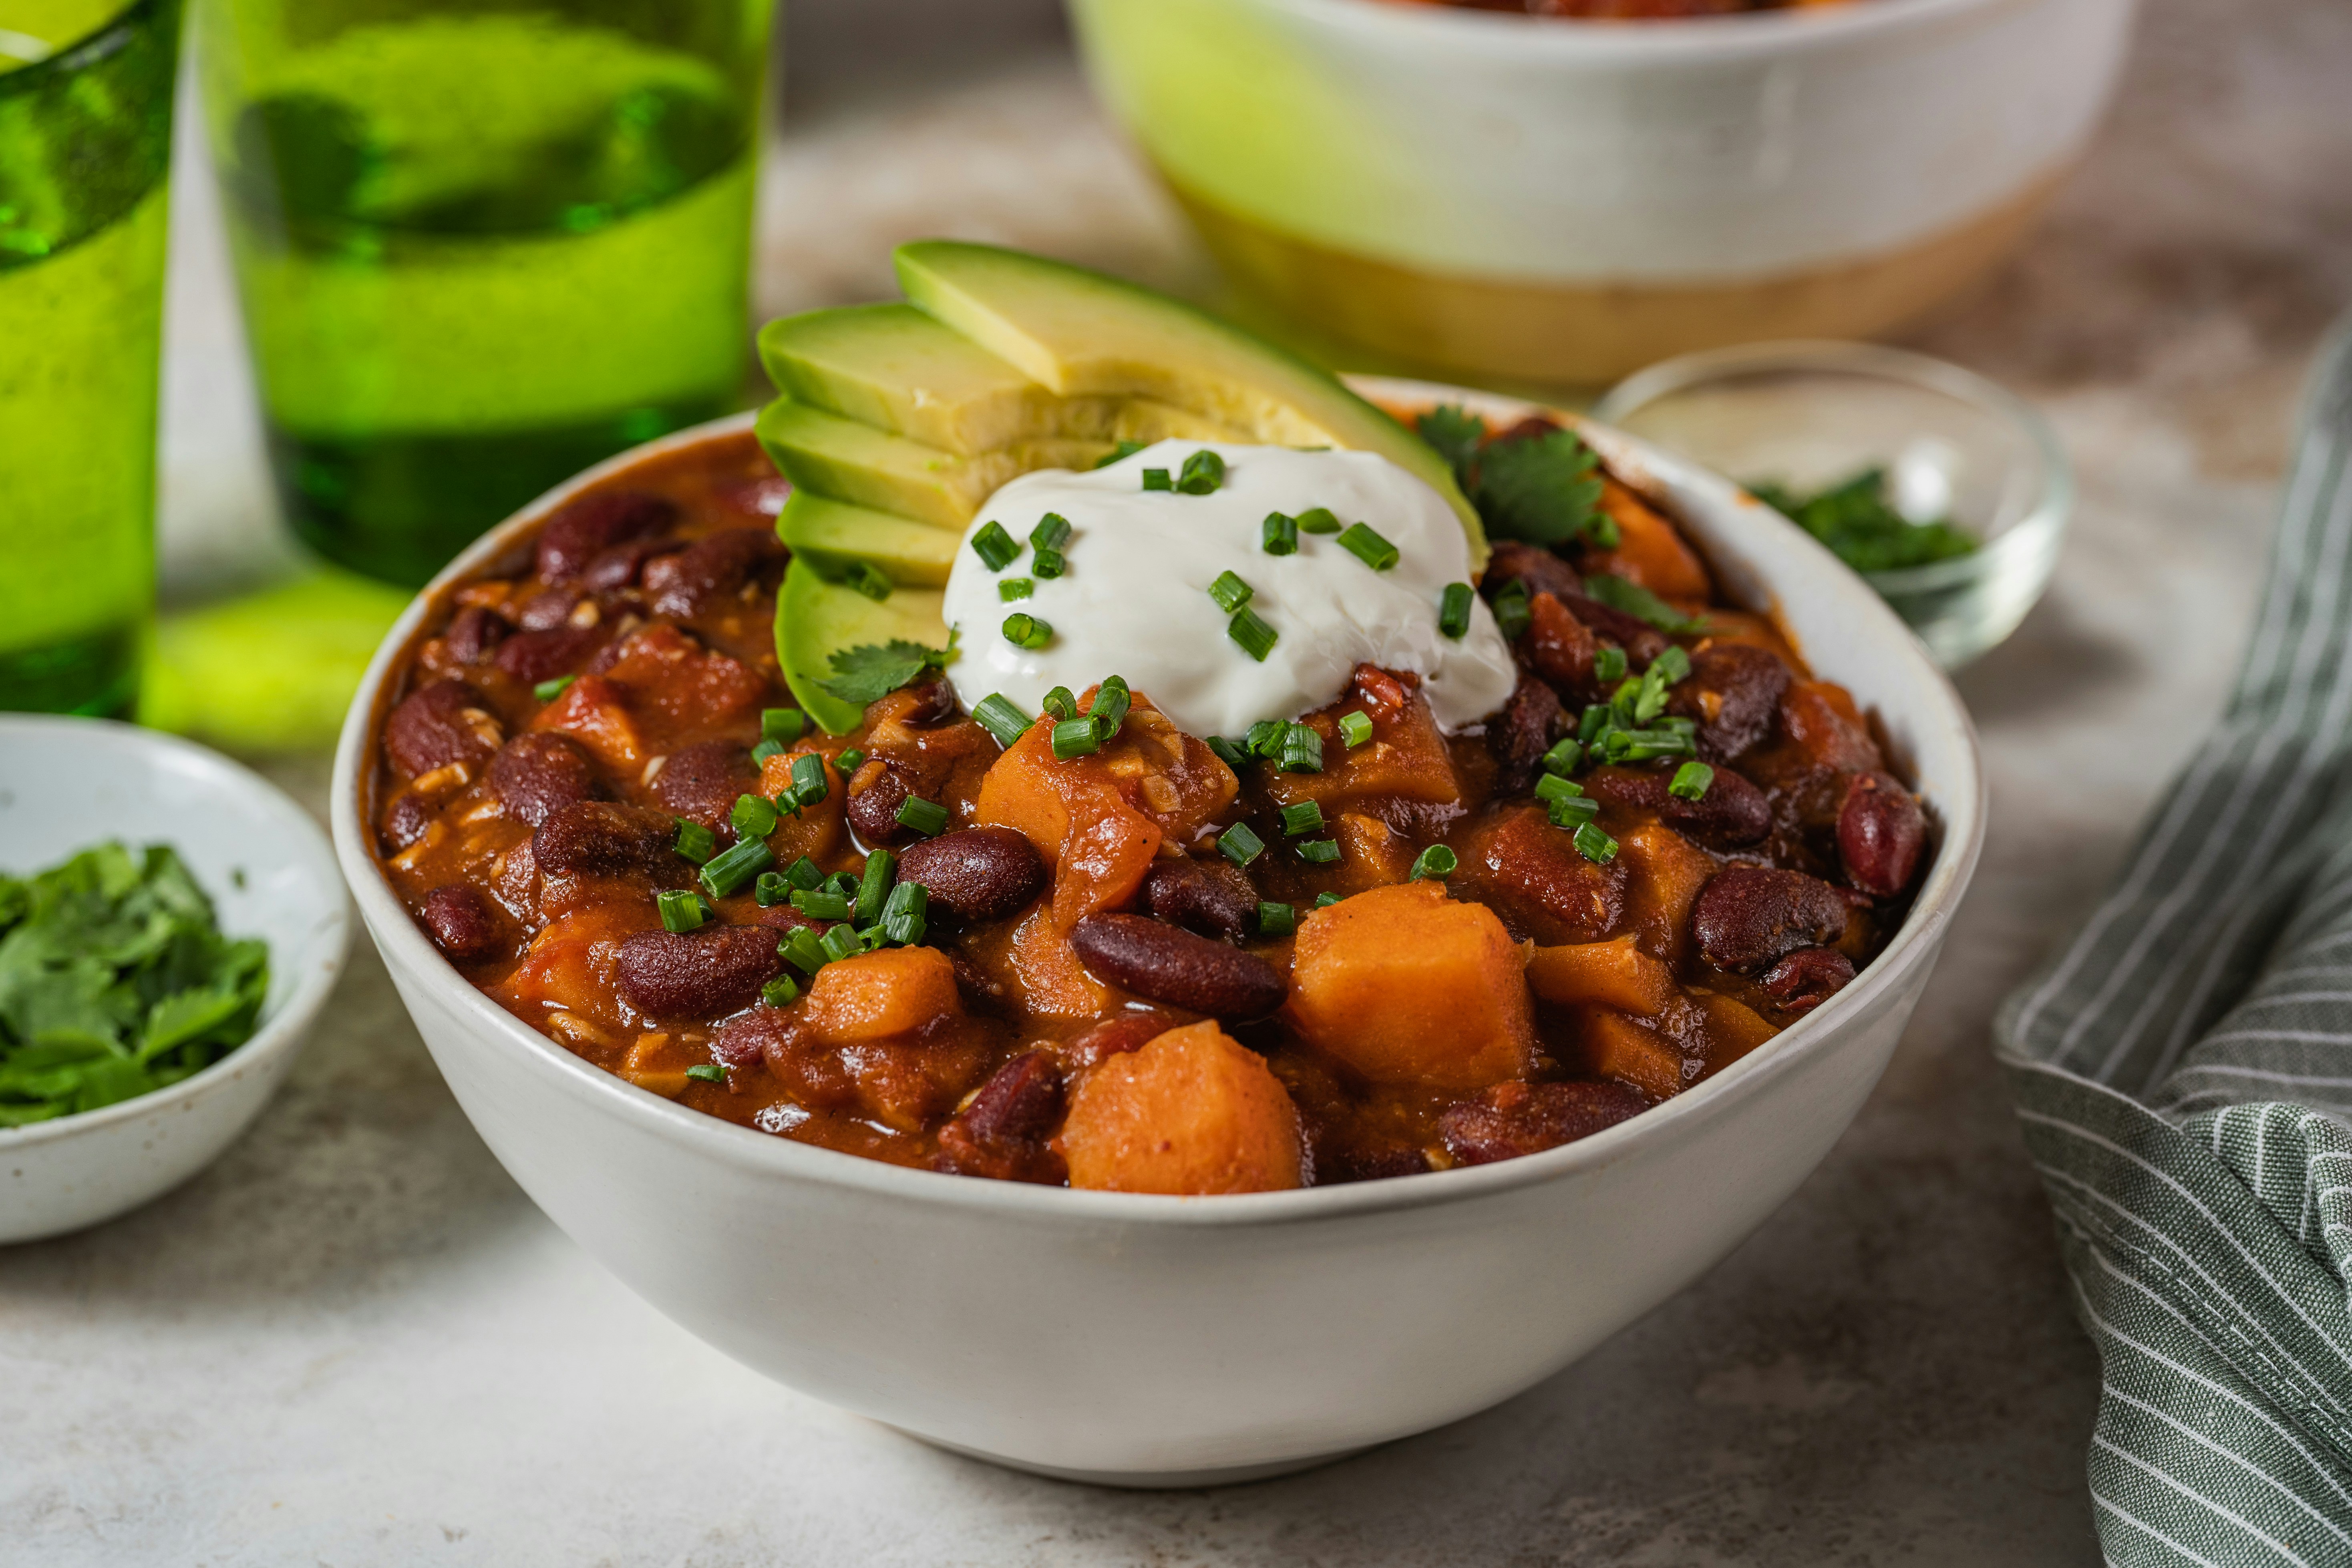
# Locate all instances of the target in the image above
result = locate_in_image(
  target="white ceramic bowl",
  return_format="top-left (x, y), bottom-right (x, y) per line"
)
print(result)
top-left (1068, 0), bottom-right (2139, 383)
top-left (331, 385), bottom-right (1984, 1485)
top-left (0, 718), bottom-right (350, 1244)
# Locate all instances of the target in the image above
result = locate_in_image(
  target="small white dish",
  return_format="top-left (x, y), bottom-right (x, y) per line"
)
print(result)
top-left (0, 717), bottom-right (350, 1244)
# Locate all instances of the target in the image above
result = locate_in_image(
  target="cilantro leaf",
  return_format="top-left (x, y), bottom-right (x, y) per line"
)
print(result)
top-left (1472, 427), bottom-right (1610, 548)
top-left (1414, 405), bottom-right (1487, 482)
top-left (821, 638), bottom-right (953, 706)
top-left (1581, 572), bottom-right (1710, 636)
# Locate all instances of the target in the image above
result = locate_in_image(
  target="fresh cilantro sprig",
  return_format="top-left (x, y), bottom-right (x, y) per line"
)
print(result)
top-left (820, 634), bottom-right (954, 706)
top-left (1415, 405), bottom-right (1616, 550)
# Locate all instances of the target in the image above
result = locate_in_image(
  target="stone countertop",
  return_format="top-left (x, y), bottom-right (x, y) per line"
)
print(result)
top-left (8, 0), bottom-right (2352, 1562)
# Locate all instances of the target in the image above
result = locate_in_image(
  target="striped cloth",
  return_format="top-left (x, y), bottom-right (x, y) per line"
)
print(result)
top-left (1998, 316), bottom-right (2352, 1566)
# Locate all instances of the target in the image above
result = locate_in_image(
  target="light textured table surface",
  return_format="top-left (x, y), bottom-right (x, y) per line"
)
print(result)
top-left (10, 1), bottom-right (2352, 1562)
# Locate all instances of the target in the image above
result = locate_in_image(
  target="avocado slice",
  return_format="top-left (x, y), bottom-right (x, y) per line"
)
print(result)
top-left (777, 491), bottom-right (958, 587)
top-left (775, 559), bottom-right (951, 736)
top-left (757, 398), bottom-right (1104, 529)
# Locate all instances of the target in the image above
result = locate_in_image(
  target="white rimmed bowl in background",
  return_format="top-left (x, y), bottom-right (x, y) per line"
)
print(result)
top-left (331, 387), bottom-right (1984, 1485)
top-left (0, 718), bottom-right (349, 1244)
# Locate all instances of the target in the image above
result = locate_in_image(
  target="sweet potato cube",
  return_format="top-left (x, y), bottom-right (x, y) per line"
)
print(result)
top-left (1061, 1021), bottom-right (1303, 1195)
top-left (1617, 823), bottom-right (1718, 964)
top-left (1527, 934), bottom-right (1678, 1017)
top-left (1591, 478), bottom-right (1712, 602)
top-left (1286, 880), bottom-right (1534, 1090)
top-left (531, 674), bottom-right (644, 772)
top-left (1696, 992), bottom-right (1780, 1077)
top-left (799, 945), bottom-right (963, 1047)
top-left (974, 713), bottom-right (1165, 926)
top-left (620, 1031), bottom-right (696, 1099)
top-left (757, 749), bottom-right (846, 864)
top-left (1579, 1006), bottom-right (1688, 1100)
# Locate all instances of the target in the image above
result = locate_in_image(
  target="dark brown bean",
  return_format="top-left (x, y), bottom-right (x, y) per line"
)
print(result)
top-left (384, 679), bottom-right (502, 778)
top-left (1838, 769), bottom-right (1926, 896)
top-left (380, 792), bottom-right (436, 853)
top-left (494, 624), bottom-right (608, 686)
top-left (581, 539), bottom-right (666, 592)
top-left (896, 674), bottom-right (958, 728)
top-left (845, 762), bottom-right (914, 847)
top-left (1582, 763), bottom-right (1770, 849)
top-left (1522, 591), bottom-right (1596, 696)
top-left (1670, 642), bottom-right (1791, 761)
top-left (1457, 805), bottom-right (1625, 945)
top-left (1692, 866), bottom-right (1849, 973)
top-left (895, 827), bottom-right (1047, 922)
top-left (755, 903), bottom-right (841, 938)
top-left (443, 605), bottom-right (508, 664)
top-left (532, 801), bottom-right (676, 880)
top-left (1560, 592), bottom-right (1669, 667)
top-left (1482, 540), bottom-right (1584, 605)
top-left (654, 740), bottom-right (760, 835)
top-left (1070, 913), bottom-right (1288, 1020)
top-left (421, 885), bottom-right (501, 962)
top-left (1138, 855), bottom-right (1257, 940)
top-left (487, 733), bottom-right (600, 827)
top-left (1059, 1010), bottom-right (1176, 1071)
top-left (1760, 947), bottom-right (1857, 1014)
top-left (1322, 1143), bottom-right (1432, 1183)
top-left (536, 490), bottom-right (678, 581)
top-left (645, 527), bottom-right (785, 618)
top-left (1439, 1079), bottom-right (1649, 1167)
top-left (616, 925), bottom-right (783, 1020)
top-left (516, 590), bottom-right (581, 632)
top-left (934, 1049), bottom-right (1067, 1184)
top-left (1488, 676), bottom-right (1567, 794)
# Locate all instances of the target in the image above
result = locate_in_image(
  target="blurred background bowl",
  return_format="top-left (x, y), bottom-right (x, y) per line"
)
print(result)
top-left (1067, 0), bottom-right (2139, 386)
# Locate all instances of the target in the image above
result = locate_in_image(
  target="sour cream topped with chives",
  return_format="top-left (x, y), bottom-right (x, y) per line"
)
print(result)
top-left (942, 441), bottom-right (1518, 739)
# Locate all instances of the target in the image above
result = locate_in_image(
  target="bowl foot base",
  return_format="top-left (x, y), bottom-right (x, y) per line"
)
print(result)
top-left (896, 1427), bottom-right (1376, 1489)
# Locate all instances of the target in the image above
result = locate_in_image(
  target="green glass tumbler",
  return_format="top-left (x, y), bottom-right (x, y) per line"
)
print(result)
top-left (0, 0), bottom-right (181, 717)
top-left (196, 0), bottom-right (777, 587)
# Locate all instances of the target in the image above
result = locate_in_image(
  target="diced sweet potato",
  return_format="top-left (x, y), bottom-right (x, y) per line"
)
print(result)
top-left (531, 674), bottom-right (644, 773)
top-left (1004, 907), bottom-right (1112, 1019)
top-left (1527, 934), bottom-right (1678, 1017)
top-left (1332, 811), bottom-right (1415, 889)
top-left (1780, 679), bottom-right (1883, 773)
top-left (1696, 991), bottom-right (1780, 1077)
top-left (799, 945), bottom-right (963, 1046)
top-left (620, 1031), bottom-right (698, 1098)
top-left (1616, 822), bottom-right (1718, 964)
top-left (1589, 478), bottom-right (1712, 603)
top-left (1060, 1021), bottom-right (1304, 1195)
top-left (756, 748), bottom-right (847, 865)
top-left (1266, 684), bottom-right (1461, 811)
top-left (1579, 1006), bottom-right (1689, 1100)
top-left (1286, 881), bottom-right (1534, 1090)
top-left (493, 903), bottom-right (650, 1033)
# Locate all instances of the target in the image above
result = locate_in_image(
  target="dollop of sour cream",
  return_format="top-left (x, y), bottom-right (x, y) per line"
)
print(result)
top-left (941, 441), bottom-right (1517, 739)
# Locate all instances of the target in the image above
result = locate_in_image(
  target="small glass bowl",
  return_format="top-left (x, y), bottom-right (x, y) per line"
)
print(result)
top-left (1591, 340), bottom-right (2072, 669)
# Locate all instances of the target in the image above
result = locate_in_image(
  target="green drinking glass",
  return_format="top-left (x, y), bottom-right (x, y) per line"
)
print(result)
top-left (0, 0), bottom-right (181, 717)
top-left (195, 0), bottom-right (777, 587)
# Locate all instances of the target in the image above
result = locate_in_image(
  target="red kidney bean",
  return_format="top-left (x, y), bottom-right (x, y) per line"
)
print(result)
top-left (516, 590), bottom-right (581, 632)
top-left (443, 605), bottom-right (509, 664)
top-left (1692, 866), bottom-right (1849, 973)
top-left (897, 674), bottom-right (958, 728)
top-left (421, 884), bottom-right (502, 962)
top-left (1838, 770), bottom-right (1926, 896)
top-left (536, 490), bottom-right (677, 581)
top-left (1493, 414), bottom-right (1565, 443)
top-left (616, 924), bottom-right (783, 1020)
top-left (654, 740), bottom-right (760, 835)
top-left (1670, 642), bottom-right (1791, 761)
top-left (581, 539), bottom-right (666, 592)
top-left (1070, 913), bottom-right (1288, 1020)
top-left (1488, 675), bottom-right (1567, 794)
top-left (1523, 592), bottom-right (1596, 696)
top-left (1760, 947), bottom-right (1857, 1014)
top-left (1482, 540), bottom-right (1585, 606)
top-left (1138, 855), bottom-right (1257, 940)
top-left (1458, 805), bottom-right (1626, 945)
top-left (645, 527), bottom-right (785, 619)
top-left (487, 733), bottom-right (600, 827)
top-left (755, 903), bottom-right (841, 938)
top-left (895, 827), bottom-right (1047, 923)
top-left (384, 679), bottom-right (502, 778)
top-left (494, 624), bottom-right (609, 686)
top-left (1323, 1143), bottom-right (1432, 1183)
top-left (845, 762), bottom-right (914, 847)
top-left (1560, 592), bottom-right (1669, 668)
top-left (531, 801), bottom-right (677, 879)
top-left (380, 792), bottom-right (435, 853)
top-left (1060, 1010), bottom-right (1177, 1071)
top-left (934, 1049), bottom-right (1067, 1184)
top-left (1439, 1079), bottom-right (1650, 1167)
top-left (1582, 763), bottom-right (1770, 849)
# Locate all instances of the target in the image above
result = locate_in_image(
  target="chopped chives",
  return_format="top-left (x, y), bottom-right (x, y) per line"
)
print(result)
top-left (1593, 645), bottom-right (1628, 683)
top-left (1314, 892), bottom-right (1342, 908)
top-left (655, 889), bottom-right (706, 933)
top-left (1262, 512), bottom-right (1299, 555)
top-left (1031, 512), bottom-right (1073, 552)
top-left (835, 748), bottom-right (867, 775)
top-left (1143, 467), bottom-right (1173, 492)
top-left (731, 792), bottom-right (779, 842)
top-left (1042, 686), bottom-right (1078, 721)
top-left (1280, 723), bottom-right (1323, 773)
top-left (790, 887), bottom-right (852, 921)
top-left (857, 848), bottom-right (896, 924)
top-left (1438, 582), bottom-right (1474, 640)
top-left (896, 795), bottom-right (949, 836)
top-left (1227, 606), bottom-right (1279, 661)
top-left (1578, 704), bottom-right (1613, 745)
top-left (1257, 901), bottom-right (1296, 938)
top-left (1573, 822), bottom-right (1619, 864)
top-left (779, 927), bottom-right (830, 976)
top-left (1612, 674), bottom-right (1645, 720)
top-left (1534, 773), bottom-right (1583, 804)
top-left (1208, 570), bottom-right (1254, 613)
top-left (1541, 737), bottom-right (1581, 776)
top-left (673, 820), bottom-right (717, 865)
top-left (826, 869), bottom-right (861, 900)
top-left (1669, 761), bottom-right (1716, 801)
top-left (761, 974), bottom-right (799, 1008)
top-left (1032, 547), bottom-right (1066, 579)
top-left (754, 871), bottom-right (790, 907)
top-left (785, 855), bottom-right (824, 891)
top-left (750, 737), bottom-right (788, 767)
top-left (1280, 800), bottom-right (1327, 837)
top-left (1547, 793), bottom-right (1599, 830)
top-left (1245, 719), bottom-right (1286, 757)
top-left (700, 837), bottom-right (775, 900)
top-left (789, 752), bottom-right (828, 807)
top-left (1093, 440), bottom-right (1145, 469)
top-left (1295, 506), bottom-right (1341, 535)
top-left (1337, 710), bottom-right (1374, 749)
top-left (1298, 838), bottom-right (1341, 864)
top-left (685, 1063), bottom-right (727, 1084)
top-left (1002, 613), bottom-right (1052, 650)
top-left (846, 561), bottom-right (893, 601)
top-left (1206, 735), bottom-right (1249, 771)
top-left (1219, 823), bottom-right (1266, 867)
top-left (1491, 578), bottom-right (1532, 641)
top-left (998, 577), bottom-right (1034, 602)
top-left (533, 674), bottom-right (576, 703)
top-left (1653, 644), bottom-right (1692, 684)
top-left (1659, 716), bottom-right (1698, 738)
top-left (1336, 523), bottom-right (1399, 571)
top-left (1052, 717), bottom-right (1103, 759)
top-left (761, 708), bottom-right (806, 745)
top-left (1604, 728), bottom-right (1697, 763)
top-left (972, 693), bottom-right (1033, 749)
top-left (819, 924), bottom-right (863, 963)
top-left (1409, 844), bottom-right (1458, 881)
top-left (1090, 676), bottom-right (1131, 739)
top-left (971, 521), bottom-right (1020, 570)
top-left (881, 880), bottom-right (928, 946)
top-left (1176, 449), bottom-right (1225, 494)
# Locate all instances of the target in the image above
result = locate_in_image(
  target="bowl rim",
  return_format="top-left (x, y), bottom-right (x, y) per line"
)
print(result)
top-left (0, 715), bottom-right (351, 1149)
top-left (330, 386), bottom-right (1985, 1230)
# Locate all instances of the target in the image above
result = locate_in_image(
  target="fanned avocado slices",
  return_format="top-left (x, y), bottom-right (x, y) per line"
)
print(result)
top-left (757, 242), bottom-right (1483, 732)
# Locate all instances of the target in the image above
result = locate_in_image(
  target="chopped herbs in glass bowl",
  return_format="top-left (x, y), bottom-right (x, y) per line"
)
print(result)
top-left (1746, 468), bottom-right (1979, 575)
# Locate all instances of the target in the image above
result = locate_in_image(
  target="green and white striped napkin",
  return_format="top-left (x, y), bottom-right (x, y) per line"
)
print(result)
top-left (1998, 317), bottom-right (2352, 1565)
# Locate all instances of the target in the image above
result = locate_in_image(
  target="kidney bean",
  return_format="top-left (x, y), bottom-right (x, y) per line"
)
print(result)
top-left (581, 538), bottom-right (666, 592)
top-left (1439, 1079), bottom-right (1650, 1167)
top-left (755, 903), bottom-right (841, 938)
top-left (1137, 855), bottom-right (1257, 940)
top-left (896, 827), bottom-right (1047, 922)
top-left (384, 679), bottom-right (502, 778)
top-left (1482, 540), bottom-right (1584, 606)
top-left (1691, 866), bottom-right (1849, 973)
top-left (1488, 676), bottom-right (1567, 794)
top-left (646, 527), bottom-right (785, 619)
top-left (1324, 1143), bottom-right (1432, 1183)
top-left (495, 624), bottom-right (608, 686)
top-left (516, 589), bottom-right (581, 632)
top-left (1760, 947), bottom-right (1856, 1014)
top-left (1582, 763), bottom-right (1770, 849)
top-left (1670, 642), bottom-right (1790, 761)
top-left (487, 733), bottom-right (600, 827)
top-left (532, 801), bottom-right (676, 879)
top-left (1060, 1010), bottom-right (1177, 1071)
top-left (1523, 592), bottom-right (1596, 696)
top-left (380, 792), bottom-right (435, 853)
top-left (1837, 770), bottom-right (1926, 896)
top-left (420, 884), bottom-right (502, 962)
top-left (616, 924), bottom-right (783, 1020)
top-left (443, 605), bottom-right (509, 664)
top-left (1561, 592), bottom-right (1669, 668)
top-left (536, 490), bottom-right (678, 581)
top-left (1069, 913), bottom-right (1288, 1020)
top-left (1492, 414), bottom-right (1565, 444)
top-left (934, 1049), bottom-right (1067, 1184)
top-left (654, 740), bottom-right (760, 834)
top-left (845, 762), bottom-right (914, 847)
top-left (1458, 805), bottom-right (1625, 945)
top-left (896, 674), bottom-right (958, 728)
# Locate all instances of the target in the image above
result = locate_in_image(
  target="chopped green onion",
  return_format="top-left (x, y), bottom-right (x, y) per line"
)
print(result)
top-left (835, 748), bottom-right (867, 775)
top-left (1541, 737), bottom-right (1581, 776)
top-left (1093, 440), bottom-right (1145, 469)
top-left (1042, 686), bottom-right (1078, 721)
top-left (1653, 644), bottom-right (1692, 684)
top-left (1280, 800), bottom-right (1327, 837)
top-left (1658, 716), bottom-right (1698, 739)
top-left (826, 868), bottom-right (861, 899)
top-left (1409, 844), bottom-right (1457, 881)
top-left (1262, 512), bottom-right (1299, 555)
top-left (754, 871), bottom-right (790, 907)
top-left (673, 820), bottom-right (717, 865)
top-left (533, 674), bottom-right (576, 703)
top-left (762, 974), bottom-right (799, 1008)
top-left (1547, 793), bottom-right (1599, 830)
top-left (1031, 513), bottom-right (1072, 552)
top-left (656, 889), bottom-right (706, 933)
top-left (789, 752), bottom-right (828, 807)
top-left (791, 887), bottom-right (852, 921)
top-left (1612, 675), bottom-right (1645, 720)
top-left (1257, 901), bottom-right (1296, 938)
top-left (1298, 838), bottom-right (1341, 864)
top-left (1052, 717), bottom-right (1103, 759)
top-left (1336, 523), bottom-right (1399, 571)
top-left (750, 737), bottom-right (788, 766)
top-left (896, 795), bottom-right (948, 836)
top-left (972, 693), bottom-right (1032, 749)
top-left (779, 927), bottom-right (830, 976)
top-left (1002, 613), bottom-right (1052, 650)
top-left (1337, 710), bottom-right (1374, 749)
top-left (1534, 773), bottom-right (1583, 804)
top-left (1206, 735), bottom-right (1249, 771)
top-left (857, 848), bottom-right (896, 924)
top-left (820, 924), bottom-right (863, 963)
top-left (999, 578), bottom-right (1034, 602)
top-left (971, 521), bottom-right (1020, 571)
top-left (1314, 892), bottom-right (1342, 908)
top-left (1669, 761), bottom-right (1716, 801)
top-left (1090, 676), bottom-right (1131, 739)
top-left (1295, 506), bottom-right (1341, 535)
top-left (1219, 823), bottom-right (1266, 867)
top-left (1438, 582), bottom-right (1474, 640)
top-left (846, 561), bottom-right (893, 601)
top-left (1578, 704), bottom-right (1614, 745)
top-left (881, 880), bottom-right (928, 946)
top-left (1573, 822), bottom-right (1619, 864)
top-left (1245, 719), bottom-right (1286, 757)
top-left (1280, 723), bottom-right (1323, 774)
top-left (1177, 449), bottom-right (1225, 494)
top-left (762, 708), bottom-right (806, 745)
top-left (1593, 645), bottom-right (1628, 683)
top-left (1227, 606), bottom-right (1279, 662)
top-left (700, 837), bottom-right (775, 899)
top-left (1208, 570), bottom-right (1254, 613)
top-left (785, 856), bottom-right (824, 891)
top-left (732, 793), bottom-right (779, 842)
top-left (1032, 547), bottom-right (1066, 579)
top-left (685, 1063), bottom-right (727, 1084)
top-left (1604, 727), bottom-right (1697, 763)
top-left (1491, 578), bottom-right (1532, 641)
top-left (1143, 467), bottom-right (1172, 492)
